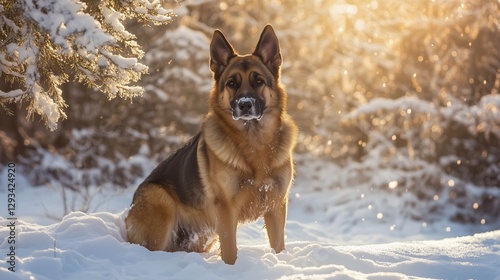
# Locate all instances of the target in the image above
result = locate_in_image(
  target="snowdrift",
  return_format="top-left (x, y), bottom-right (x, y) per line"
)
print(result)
top-left (1, 212), bottom-right (499, 280)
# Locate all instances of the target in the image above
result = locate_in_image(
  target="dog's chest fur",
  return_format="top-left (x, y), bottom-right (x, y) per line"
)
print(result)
top-left (199, 115), bottom-right (294, 222)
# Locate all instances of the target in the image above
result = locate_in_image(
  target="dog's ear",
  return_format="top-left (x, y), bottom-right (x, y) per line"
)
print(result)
top-left (253, 25), bottom-right (282, 76)
top-left (210, 30), bottom-right (236, 78)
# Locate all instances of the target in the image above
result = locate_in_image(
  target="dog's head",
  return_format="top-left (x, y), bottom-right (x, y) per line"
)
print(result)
top-left (208, 25), bottom-right (285, 126)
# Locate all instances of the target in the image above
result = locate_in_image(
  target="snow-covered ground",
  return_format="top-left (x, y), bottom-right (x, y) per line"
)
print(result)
top-left (1, 157), bottom-right (500, 279)
top-left (1, 211), bottom-right (499, 280)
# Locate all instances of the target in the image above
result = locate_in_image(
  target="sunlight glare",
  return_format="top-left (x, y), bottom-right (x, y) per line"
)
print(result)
top-left (219, 2), bottom-right (228, 10)
top-left (355, 19), bottom-right (365, 31)
top-left (329, 3), bottom-right (358, 16)
top-left (388, 180), bottom-right (398, 189)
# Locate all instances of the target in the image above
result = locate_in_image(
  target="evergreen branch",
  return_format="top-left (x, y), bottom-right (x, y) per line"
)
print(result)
top-left (0, 0), bottom-right (176, 130)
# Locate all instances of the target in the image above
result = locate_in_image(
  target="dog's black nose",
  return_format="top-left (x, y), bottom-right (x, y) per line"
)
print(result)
top-left (233, 97), bottom-right (261, 121)
top-left (238, 98), bottom-right (254, 112)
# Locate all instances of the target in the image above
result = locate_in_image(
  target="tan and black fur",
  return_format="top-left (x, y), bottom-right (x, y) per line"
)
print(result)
top-left (125, 25), bottom-right (298, 264)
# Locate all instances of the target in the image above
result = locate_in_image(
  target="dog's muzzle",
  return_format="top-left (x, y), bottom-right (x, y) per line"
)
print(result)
top-left (232, 97), bottom-right (263, 121)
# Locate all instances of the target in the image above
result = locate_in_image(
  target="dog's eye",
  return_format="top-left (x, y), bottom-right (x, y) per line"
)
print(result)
top-left (254, 78), bottom-right (265, 86)
top-left (226, 80), bottom-right (237, 88)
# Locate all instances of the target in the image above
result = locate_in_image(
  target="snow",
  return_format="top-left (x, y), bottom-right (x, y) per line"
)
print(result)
top-left (31, 85), bottom-right (61, 131)
top-left (100, 49), bottom-right (141, 70)
top-left (1, 159), bottom-right (499, 279)
top-left (472, 94), bottom-right (500, 139)
top-left (0, 89), bottom-right (24, 99)
top-left (1, 212), bottom-right (499, 279)
top-left (131, 0), bottom-right (173, 22)
top-left (343, 96), bottom-right (438, 121)
top-left (102, 6), bottom-right (132, 40)
top-left (25, 0), bottom-right (115, 53)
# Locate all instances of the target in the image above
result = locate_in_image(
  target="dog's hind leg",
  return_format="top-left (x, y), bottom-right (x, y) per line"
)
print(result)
top-left (126, 184), bottom-right (176, 251)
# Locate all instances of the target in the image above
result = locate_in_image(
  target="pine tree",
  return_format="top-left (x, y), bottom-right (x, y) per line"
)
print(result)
top-left (0, 0), bottom-right (175, 130)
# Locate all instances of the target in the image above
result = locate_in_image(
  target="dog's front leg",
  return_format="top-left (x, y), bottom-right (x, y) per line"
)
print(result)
top-left (216, 202), bottom-right (238, 264)
top-left (264, 197), bottom-right (287, 253)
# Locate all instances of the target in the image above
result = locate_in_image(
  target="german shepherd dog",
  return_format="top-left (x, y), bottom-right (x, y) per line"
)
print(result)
top-left (125, 25), bottom-right (298, 264)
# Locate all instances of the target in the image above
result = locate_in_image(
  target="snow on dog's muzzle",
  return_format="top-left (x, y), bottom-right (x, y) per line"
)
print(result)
top-left (232, 97), bottom-right (263, 121)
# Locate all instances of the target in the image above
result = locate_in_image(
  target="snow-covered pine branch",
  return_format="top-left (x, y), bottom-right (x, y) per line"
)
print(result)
top-left (0, 0), bottom-right (175, 130)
